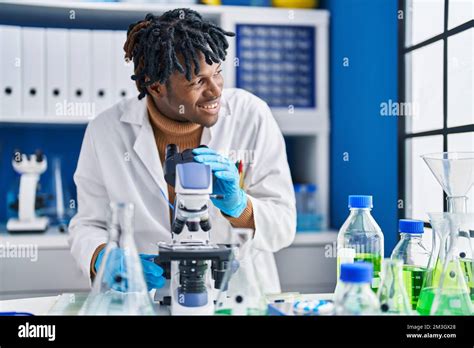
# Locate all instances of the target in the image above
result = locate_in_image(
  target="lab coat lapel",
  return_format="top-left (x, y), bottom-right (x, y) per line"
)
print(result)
top-left (123, 99), bottom-right (168, 200)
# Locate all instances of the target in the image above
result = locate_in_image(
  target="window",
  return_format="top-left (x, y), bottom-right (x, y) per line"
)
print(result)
top-left (400, 0), bottom-right (474, 220)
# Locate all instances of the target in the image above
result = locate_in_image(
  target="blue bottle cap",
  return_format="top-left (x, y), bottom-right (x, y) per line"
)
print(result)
top-left (340, 262), bottom-right (373, 283)
top-left (294, 184), bottom-right (303, 193)
top-left (399, 219), bottom-right (424, 234)
top-left (348, 195), bottom-right (373, 209)
top-left (306, 184), bottom-right (317, 193)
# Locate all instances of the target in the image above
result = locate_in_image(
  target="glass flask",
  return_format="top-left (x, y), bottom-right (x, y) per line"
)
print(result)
top-left (214, 228), bottom-right (267, 315)
top-left (421, 152), bottom-right (474, 296)
top-left (335, 262), bottom-right (380, 315)
top-left (391, 219), bottom-right (431, 309)
top-left (80, 202), bottom-right (155, 315)
top-left (430, 213), bottom-right (473, 315)
top-left (377, 259), bottom-right (412, 315)
top-left (416, 213), bottom-right (449, 314)
top-left (337, 195), bottom-right (384, 291)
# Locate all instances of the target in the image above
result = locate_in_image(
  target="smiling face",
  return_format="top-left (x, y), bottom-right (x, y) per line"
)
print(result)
top-left (147, 52), bottom-right (224, 128)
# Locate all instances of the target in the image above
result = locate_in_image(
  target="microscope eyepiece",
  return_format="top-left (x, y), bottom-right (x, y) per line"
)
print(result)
top-left (35, 149), bottom-right (44, 162)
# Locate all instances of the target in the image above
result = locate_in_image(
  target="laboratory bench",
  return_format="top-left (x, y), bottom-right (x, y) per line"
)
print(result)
top-left (0, 292), bottom-right (334, 316)
top-left (0, 226), bottom-right (337, 300)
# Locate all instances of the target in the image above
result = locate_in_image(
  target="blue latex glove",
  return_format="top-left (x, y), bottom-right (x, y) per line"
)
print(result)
top-left (192, 147), bottom-right (247, 218)
top-left (94, 249), bottom-right (165, 292)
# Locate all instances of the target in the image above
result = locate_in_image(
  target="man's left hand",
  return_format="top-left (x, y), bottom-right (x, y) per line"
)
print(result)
top-left (193, 147), bottom-right (247, 218)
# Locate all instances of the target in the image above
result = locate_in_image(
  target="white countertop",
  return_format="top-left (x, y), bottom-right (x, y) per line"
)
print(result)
top-left (0, 295), bottom-right (60, 315)
top-left (0, 292), bottom-right (334, 316)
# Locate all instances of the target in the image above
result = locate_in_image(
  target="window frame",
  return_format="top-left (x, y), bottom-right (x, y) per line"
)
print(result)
top-left (398, 0), bottom-right (474, 222)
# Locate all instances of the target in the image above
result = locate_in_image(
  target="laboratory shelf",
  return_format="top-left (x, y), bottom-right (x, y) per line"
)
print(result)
top-left (0, 226), bottom-right (69, 249)
top-left (292, 230), bottom-right (337, 246)
top-left (0, 113), bottom-right (329, 135)
top-left (274, 112), bottom-right (329, 135)
top-left (0, 116), bottom-right (89, 124)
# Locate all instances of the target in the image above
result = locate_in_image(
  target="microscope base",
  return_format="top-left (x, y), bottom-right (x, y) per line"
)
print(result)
top-left (7, 217), bottom-right (49, 233)
top-left (171, 291), bottom-right (215, 316)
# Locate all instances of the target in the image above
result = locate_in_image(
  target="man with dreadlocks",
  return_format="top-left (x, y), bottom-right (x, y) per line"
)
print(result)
top-left (69, 9), bottom-right (296, 294)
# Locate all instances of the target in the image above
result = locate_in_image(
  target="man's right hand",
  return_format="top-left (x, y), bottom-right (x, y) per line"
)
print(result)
top-left (94, 249), bottom-right (165, 291)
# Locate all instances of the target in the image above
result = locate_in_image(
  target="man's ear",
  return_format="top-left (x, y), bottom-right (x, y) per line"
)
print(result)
top-left (147, 82), bottom-right (167, 99)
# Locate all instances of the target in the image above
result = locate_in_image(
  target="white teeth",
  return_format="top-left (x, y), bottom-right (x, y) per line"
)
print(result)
top-left (199, 102), bottom-right (218, 109)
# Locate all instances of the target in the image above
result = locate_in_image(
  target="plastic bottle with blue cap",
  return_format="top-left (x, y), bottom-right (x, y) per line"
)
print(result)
top-left (335, 262), bottom-right (380, 315)
top-left (337, 195), bottom-right (384, 291)
top-left (391, 219), bottom-right (430, 310)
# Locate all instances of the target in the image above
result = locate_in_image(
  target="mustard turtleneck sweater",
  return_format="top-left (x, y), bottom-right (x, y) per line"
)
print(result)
top-left (89, 96), bottom-right (255, 279)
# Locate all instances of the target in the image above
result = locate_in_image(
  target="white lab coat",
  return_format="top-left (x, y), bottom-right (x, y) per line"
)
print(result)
top-left (68, 88), bottom-right (296, 294)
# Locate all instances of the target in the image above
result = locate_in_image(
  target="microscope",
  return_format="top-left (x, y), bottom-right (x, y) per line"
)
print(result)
top-left (154, 144), bottom-right (232, 315)
top-left (7, 149), bottom-right (49, 233)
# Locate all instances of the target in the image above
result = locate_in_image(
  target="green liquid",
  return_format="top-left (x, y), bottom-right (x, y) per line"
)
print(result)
top-left (403, 266), bottom-right (427, 310)
top-left (215, 308), bottom-right (267, 315)
top-left (417, 260), bottom-right (474, 315)
top-left (417, 287), bottom-right (472, 315)
top-left (337, 253), bottom-right (382, 291)
top-left (417, 287), bottom-right (435, 315)
top-left (460, 259), bottom-right (474, 302)
top-left (354, 253), bottom-right (382, 291)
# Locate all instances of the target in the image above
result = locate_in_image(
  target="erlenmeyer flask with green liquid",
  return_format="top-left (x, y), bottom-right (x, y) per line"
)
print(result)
top-left (416, 213), bottom-right (447, 315)
top-left (421, 152), bottom-right (474, 303)
top-left (430, 213), bottom-right (473, 315)
top-left (417, 213), bottom-right (473, 315)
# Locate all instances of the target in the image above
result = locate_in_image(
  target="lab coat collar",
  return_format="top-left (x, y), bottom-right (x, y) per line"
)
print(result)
top-left (119, 96), bottom-right (147, 125)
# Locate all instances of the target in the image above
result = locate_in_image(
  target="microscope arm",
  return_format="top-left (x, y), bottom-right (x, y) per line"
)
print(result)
top-left (18, 173), bottom-right (40, 221)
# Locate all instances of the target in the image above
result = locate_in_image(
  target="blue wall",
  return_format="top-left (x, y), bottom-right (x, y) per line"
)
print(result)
top-left (0, 124), bottom-right (85, 223)
top-left (322, 0), bottom-right (399, 255)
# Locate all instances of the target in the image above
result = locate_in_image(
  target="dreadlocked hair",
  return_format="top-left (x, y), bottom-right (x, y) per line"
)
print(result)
top-left (124, 9), bottom-right (235, 100)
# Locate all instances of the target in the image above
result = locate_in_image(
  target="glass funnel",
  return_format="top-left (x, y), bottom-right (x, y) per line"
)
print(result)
top-left (80, 202), bottom-right (155, 315)
top-left (430, 213), bottom-right (473, 315)
top-left (421, 152), bottom-right (474, 213)
top-left (377, 259), bottom-right (412, 315)
top-left (214, 228), bottom-right (267, 315)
